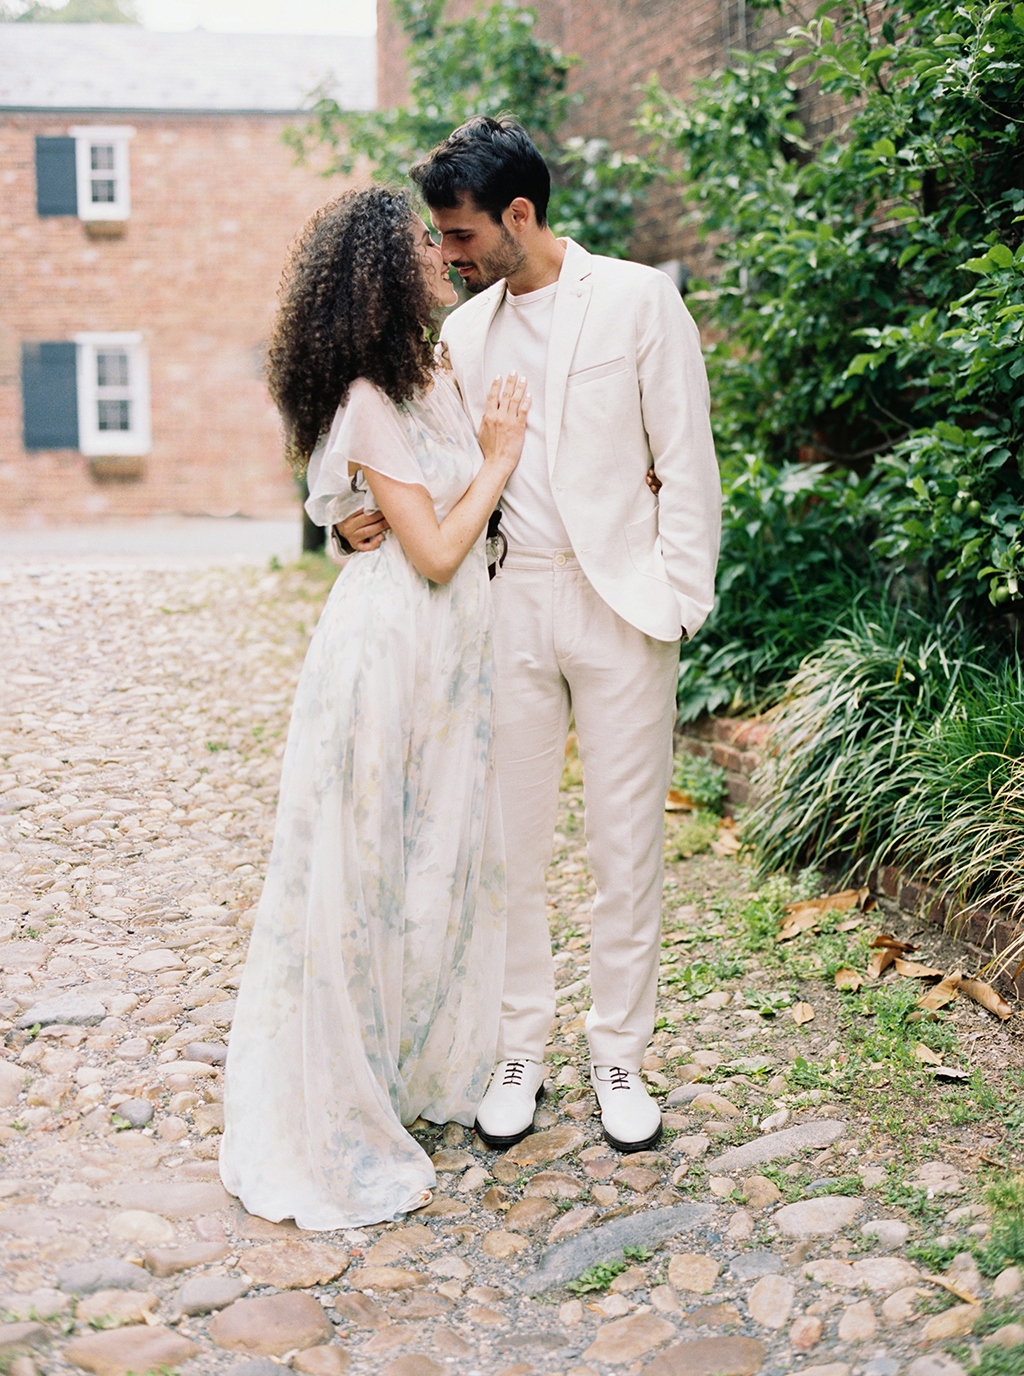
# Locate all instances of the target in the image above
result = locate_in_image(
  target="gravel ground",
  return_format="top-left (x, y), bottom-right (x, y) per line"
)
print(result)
top-left (1, 553), bottom-right (1021, 1376)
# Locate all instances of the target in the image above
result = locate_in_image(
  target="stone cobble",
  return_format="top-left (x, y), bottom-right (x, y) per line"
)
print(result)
top-left (1, 559), bottom-right (1020, 1376)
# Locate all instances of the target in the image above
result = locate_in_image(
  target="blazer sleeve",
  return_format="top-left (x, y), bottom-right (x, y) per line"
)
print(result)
top-left (636, 272), bottom-right (722, 639)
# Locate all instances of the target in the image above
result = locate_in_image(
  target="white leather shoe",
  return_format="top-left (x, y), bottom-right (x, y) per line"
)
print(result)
top-left (474, 1059), bottom-right (546, 1149)
top-left (591, 1065), bottom-right (662, 1152)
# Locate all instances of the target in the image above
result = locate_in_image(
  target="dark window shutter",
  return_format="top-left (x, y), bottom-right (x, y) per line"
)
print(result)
top-left (22, 342), bottom-right (79, 450)
top-left (35, 136), bottom-right (78, 216)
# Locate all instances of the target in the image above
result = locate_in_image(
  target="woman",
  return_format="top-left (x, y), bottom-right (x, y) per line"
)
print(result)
top-left (220, 187), bottom-right (529, 1230)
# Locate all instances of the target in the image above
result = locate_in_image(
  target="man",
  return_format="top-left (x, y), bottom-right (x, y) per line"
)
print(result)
top-left (341, 116), bottom-right (720, 1153)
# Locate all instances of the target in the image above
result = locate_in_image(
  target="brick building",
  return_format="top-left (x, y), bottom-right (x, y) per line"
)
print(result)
top-left (377, 0), bottom-right (841, 273)
top-left (0, 24), bottom-right (372, 528)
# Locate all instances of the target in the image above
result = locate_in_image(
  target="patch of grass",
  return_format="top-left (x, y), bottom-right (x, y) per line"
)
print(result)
top-left (756, 1166), bottom-right (807, 1203)
top-left (730, 869), bottom-right (823, 952)
top-left (565, 1259), bottom-right (630, 1294)
top-left (660, 961), bottom-right (717, 1001)
top-left (666, 810), bottom-right (721, 859)
top-left (970, 1300), bottom-right (1024, 1338)
top-left (789, 1056), bottom-right (850, 1095)
top-left (810, 1173), bottom-right (862, 1196)
top-left (743, 988), bottom-right (794, 1018)
top-left (953, 1339), bottom-right (1024, 1376)
top-left (984, 1172), bottom-right (1024, 1269)
top-left (905, 1238), bottom-right (965, 1272)
top-left (880, 1178), bottom-right (946, 1223)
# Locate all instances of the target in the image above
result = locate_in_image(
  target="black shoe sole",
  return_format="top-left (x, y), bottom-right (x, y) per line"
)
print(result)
top-left (602, 1120), bottom-right (663, 1154)
top-left (473, 1086), bottom-right (545, 1151)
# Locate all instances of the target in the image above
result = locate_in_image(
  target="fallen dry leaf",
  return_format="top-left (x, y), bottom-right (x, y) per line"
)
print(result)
top-left (952, 975), bottom-right (1012, 1022)
top-left (711, 819), bottom-right (742, 857)
top-left (894, 957), bottom-right (944, 979)
top-left (922, 1273), bottom-right (981, 1305)
top-left (868, 933), bottom-right (918, 979)
top-left (836, 918), bottom-right (864, 932)
top-left (783, 888), bottom-right (864, 920)
top-left (834, 967), bottom-right (863, 991)
top-left (777, 909), bottom-right (824, 942)
top-left (871, 933), bottom-right (918, 954)
top-left (777, 887), bottom-right (867, 941)
top-left (914, 1043), bottom-right (943, 1065)
top-left (665, 789), bottom-right (696, 812)
top-left (918, 973), bottom-right (962, 1012)
top-left (791, 1002), bottom-right (815, 1025)
top-left (868, 947), bottom-right (898, 979)
top-left (933, 1066), bottom-right (970, 1082)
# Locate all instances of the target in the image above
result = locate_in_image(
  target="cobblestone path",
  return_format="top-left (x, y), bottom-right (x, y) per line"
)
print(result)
top-left (1, 558), bottom-right (1020, 1376)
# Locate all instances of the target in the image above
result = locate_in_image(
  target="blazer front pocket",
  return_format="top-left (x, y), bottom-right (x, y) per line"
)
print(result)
top-left (624, 507), bottom-right (668, 581)
top-left (566, 356), bottom-right (628, 386)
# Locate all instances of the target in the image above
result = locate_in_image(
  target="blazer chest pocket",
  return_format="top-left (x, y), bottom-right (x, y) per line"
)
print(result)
top-left (566, 356), bottom-right (628, 386)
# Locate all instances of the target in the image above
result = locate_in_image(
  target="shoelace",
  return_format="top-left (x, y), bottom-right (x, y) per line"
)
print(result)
top-left (501, 1060), bottom-right (528, 1086)
top-left (607, 1066), bottom-right (631, 1092)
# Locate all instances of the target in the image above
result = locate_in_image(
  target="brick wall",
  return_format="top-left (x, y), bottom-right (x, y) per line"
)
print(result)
top-left (1, 112), bottom-right (353, 527)
top-left (377, 0), bottom-right (846, 269)
top-left (676, 714), bottom-right (770, 812)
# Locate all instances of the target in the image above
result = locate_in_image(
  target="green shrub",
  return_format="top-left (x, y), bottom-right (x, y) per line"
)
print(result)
top-left (640, 0), bottom-right (1024, 631)
top-left (676, 455), bottom-right (876, 721)
top-left (671, 754), bottom-right (728, 813)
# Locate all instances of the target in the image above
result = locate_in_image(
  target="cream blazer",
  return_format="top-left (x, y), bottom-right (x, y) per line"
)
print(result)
top-left (439, 238), bottom-right (722, 642)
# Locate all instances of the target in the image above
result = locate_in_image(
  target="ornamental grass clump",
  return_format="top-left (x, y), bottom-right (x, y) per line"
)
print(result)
top-left (742, 602), bottom-right (987, 878)
top-left (743, 602), bottom-right (1024, 971)
top-left (884, 658), bottom-right (1024, 970)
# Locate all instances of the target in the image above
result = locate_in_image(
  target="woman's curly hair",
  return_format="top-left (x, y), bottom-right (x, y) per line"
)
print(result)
top-left (266, 186), bottom-right (437, 469)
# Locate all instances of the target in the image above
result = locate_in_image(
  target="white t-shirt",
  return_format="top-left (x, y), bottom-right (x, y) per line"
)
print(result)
top-left (483, 280), bottom-right (571, 550)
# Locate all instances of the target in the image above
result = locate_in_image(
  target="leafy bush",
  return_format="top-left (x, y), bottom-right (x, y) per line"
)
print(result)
top-left (640, 0), bottom-right (1024, 619)
top-left (676, 455), bottom-right (876, 720)
top-left (671, 754), bottom-right (728, 813)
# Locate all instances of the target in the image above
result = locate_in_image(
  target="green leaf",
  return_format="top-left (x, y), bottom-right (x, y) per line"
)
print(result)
top-left (987, 243), bottom-right (1014, 269)
top-left (846, 353), bottom-right (878, 377)
top-left (872, 138), bottom-right (897, 158)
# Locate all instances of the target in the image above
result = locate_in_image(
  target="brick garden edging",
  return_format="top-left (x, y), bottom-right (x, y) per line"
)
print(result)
top-left (675, 714), bottom-right (770, 812)
top-left (676, 714), bottom-right (1024, 999)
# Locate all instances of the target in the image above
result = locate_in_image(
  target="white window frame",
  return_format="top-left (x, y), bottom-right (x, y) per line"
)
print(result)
top-left (69, 125), bottom-right (134, 221)
top-left (74, 332), bottom-right (151, 456)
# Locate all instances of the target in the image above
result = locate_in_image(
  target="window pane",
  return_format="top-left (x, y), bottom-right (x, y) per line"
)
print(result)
top-left (90, 179), bottom-right (116, 204)
top-left (91, 144), bottom-right (115, 171)
top-left (96, 350), bottom-right (129, 388)
top-left (97, 399), bottom-right (131, 432)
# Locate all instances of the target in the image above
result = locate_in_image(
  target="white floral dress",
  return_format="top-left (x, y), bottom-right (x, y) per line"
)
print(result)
top-left (220, 372), bottom-right (505, 1230)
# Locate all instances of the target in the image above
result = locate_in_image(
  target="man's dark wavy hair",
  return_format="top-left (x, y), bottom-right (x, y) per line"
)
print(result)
top-left (265, 186), bottom-right (436, 470)
top-left (410, 115), bottom-right (550, 227)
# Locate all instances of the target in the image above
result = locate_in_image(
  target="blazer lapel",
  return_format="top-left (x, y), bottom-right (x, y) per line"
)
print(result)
top-left (545, 239), bottom-right (592, 474)
top-left (460, 282), bottom-right (507, 417)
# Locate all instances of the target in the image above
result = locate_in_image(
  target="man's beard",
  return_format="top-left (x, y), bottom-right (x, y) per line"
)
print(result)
top-left (461, 224), bottom-right (527, 293)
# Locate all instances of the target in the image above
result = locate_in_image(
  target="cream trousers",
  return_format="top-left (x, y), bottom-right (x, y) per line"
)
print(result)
top-left (491, 547), bottom-right (680, 1071)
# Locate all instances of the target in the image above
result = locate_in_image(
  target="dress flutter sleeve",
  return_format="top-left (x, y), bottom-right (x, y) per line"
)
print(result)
top-left (305, 377), bottom-right (427, 528)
